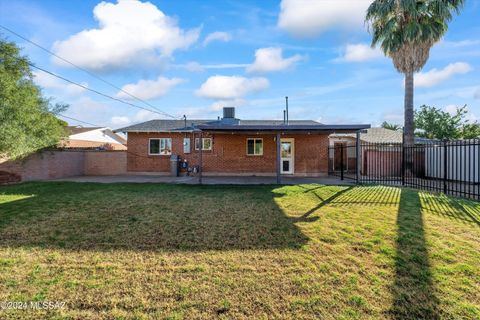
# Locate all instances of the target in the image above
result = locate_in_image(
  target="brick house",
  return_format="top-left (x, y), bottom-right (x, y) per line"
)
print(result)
top-left (116, 107), bottom-right (370, 179)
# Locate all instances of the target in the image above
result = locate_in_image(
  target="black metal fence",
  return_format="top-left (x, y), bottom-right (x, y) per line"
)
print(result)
top-left (329, 140), bottom-right (480, 200)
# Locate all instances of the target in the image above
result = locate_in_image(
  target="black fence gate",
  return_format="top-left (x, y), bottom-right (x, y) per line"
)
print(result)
top-left (328, 140), bottom-right (480, 200)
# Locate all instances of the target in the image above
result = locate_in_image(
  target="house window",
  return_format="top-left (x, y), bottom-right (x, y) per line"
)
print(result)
top-left (149, 138), bottom-right (172, 155)
top-left (195, 138), bottom-right (212, 151)
top-left (247, 138), bottom-right (263, 155)
top-left (183, 138), bottom-right (191, 154)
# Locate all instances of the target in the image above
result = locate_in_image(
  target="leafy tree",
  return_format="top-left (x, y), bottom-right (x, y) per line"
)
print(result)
top-left (415, 105), bottom-right (479, 139)
top-left (0, 38), bottom-right (68, 159)
top-left (460, 123), bottom-right (480, 140)
top-left (366, 0), bottom-right (464, 146)
top-left (381, 121), bottom-right (401, 131)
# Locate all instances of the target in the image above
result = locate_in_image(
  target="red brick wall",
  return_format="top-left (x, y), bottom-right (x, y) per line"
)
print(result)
top-left (127, 132), bottom-right (329, 176)
top-left (84, 151), bottom-right (127, 175)
top-left (0, 150), bottom-right (127, 182)
top-left (0, 150), bottom-right (86, 181)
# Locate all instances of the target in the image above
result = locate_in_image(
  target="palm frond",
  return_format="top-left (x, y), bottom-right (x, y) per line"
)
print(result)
top-left (366, 0), bottom-right (464, 73)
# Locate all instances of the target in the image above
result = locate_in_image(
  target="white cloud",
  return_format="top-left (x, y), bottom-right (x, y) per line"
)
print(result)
top-left (445, 105), bottom-right (477, 122)
top-left (382, 111), bottom-right (403, 124)
top-left (111, 116), bottom-right (131, 126)
top-left (203, 31), bottom-right (232, 46)
top-left (52, 0), bottom-right (200, 70)
top-left (338, 43), bottom-right (383, 62)
top-left (202, 63), bottom-right (250, 69)
top-left (440, 39), bottom-right (480, 48)
top-left (196, 75), bottom-right (269, 100)
top-left (246, 47), bottom-right (303, 73)
top-left (209, 99), bottom-right (247, 111)
top-left (33, 71), bottom-right (87, 95)
top-left (415, 62), bottom-right (472, 88)
top-left (474, 88), bottom-right (480, 99)
top-left (116, 76), bottom-right (184, 100)
top-left (277, 0), bottom-right (372, 38)
top-left (111, 109), bottom-right (160, 126)
top-left (444, 104), bottom-right (459, 115)
top-left (172, 61), bottom-right (249, 72)
top-left (175, 61), bottom-right (205, 72)
top-left (133, 109), bottom-right (158, 122)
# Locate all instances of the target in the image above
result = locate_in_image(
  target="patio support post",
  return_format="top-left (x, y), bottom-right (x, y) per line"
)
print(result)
top-left (199, 131), bottom-right (203, 185)
top-left (340, 144), bottom-right (344, 180)
top-left (276, 132), bottom-right (281, 184)
top-left (356, 130), bottom-right (360, 184)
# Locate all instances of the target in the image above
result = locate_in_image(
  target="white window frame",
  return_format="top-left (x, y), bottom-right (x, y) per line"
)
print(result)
top-left (148, 138), bottom-right (172, 155)
top-left (195, 137), bottom-right (212, 151)
top-left (246, 138), bottom-right (263, 156)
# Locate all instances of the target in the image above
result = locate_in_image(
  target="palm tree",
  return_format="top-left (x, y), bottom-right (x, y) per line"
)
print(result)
top-left (381, 121), bottom-right (401, 131)
top-left (366, 0), bottom-right (464, 146)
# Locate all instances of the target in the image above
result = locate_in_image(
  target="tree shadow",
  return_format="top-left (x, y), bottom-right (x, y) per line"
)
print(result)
top-left (296, 186), bottom-right (354, 219)
top-left (0, 182), bottom-right (313, 252)
top-left (391, 189), bottom-right (440, 319)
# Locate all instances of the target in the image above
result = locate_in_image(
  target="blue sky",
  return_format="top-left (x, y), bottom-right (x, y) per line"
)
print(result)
top-left (1, 0), bottom-right (479, 128)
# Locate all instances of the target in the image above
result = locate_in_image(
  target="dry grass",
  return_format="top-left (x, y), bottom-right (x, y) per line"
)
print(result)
top-left (0, 182), bottom-right (479, 319)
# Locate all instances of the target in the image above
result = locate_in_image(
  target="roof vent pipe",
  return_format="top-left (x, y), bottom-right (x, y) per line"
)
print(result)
top-left (285, 96), bottom-right (289, 125)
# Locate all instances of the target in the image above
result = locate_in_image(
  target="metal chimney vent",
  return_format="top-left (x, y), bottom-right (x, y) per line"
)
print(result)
top-left (223, 107), bottom-right (235, 119)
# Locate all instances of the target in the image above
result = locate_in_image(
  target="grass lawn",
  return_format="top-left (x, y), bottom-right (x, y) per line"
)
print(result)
top-left (0, 182), bottom-right (479, 319)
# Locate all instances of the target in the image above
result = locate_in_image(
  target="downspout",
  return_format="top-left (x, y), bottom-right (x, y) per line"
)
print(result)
top-left (276, 132), bottom-right (281, 184)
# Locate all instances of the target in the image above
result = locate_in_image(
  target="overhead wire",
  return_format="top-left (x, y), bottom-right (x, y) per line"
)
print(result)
top-left (0, 24), bottom-right (180, 119)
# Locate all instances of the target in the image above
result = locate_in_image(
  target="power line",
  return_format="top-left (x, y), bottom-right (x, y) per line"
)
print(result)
top-left (0, 24), bottom-right (179, 119)
top-left (57, 114), bottom-right (101, 127)
top-left (19, 57), bottom-right (172, 118)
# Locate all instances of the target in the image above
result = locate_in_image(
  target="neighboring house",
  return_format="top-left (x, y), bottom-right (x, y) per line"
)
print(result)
top-left (115, 107), bottom-right (369, 177)
top-left (329, 128), bottom-right (431, 176)
top-left (329, 127), bottom-right (404, 173)
top-left (62, 126), bottom-right (127, 150)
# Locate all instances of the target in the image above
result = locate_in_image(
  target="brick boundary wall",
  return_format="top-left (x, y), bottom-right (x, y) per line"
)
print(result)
top-left (0, 150), bottom-right (127, 183)
top-left (84, 151), bottom-right (127, 176)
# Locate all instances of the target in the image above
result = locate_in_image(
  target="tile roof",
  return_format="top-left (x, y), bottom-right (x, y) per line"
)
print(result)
top-left (330, 127), bottom-right (435, 144)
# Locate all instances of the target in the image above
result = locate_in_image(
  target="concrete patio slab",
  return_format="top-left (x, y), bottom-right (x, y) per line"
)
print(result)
top-left (53, 175), bottom-right (355, 185)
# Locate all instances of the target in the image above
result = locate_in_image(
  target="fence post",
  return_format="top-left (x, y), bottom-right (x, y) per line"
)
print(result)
top-left (401, 144), bottom-right (405, 186)
top-left (443, 139), bottom-right (447, 194)
top-left (356, 131), bottom-right (360, 184)
top-left (340, 144), bottom-right (344, 180)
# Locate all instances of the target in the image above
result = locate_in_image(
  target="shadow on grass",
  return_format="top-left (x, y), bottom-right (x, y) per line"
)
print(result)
top-left (391, 189), bottom-right (439, 319)
top-left (0, 182), bottom-right (312, 252)
top-left (297, 186), bottom-right (354, 219)
top-left (420, 193), bottom-right (480, 227)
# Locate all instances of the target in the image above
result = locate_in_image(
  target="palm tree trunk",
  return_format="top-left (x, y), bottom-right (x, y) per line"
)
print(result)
top-left (404, 71), bottom-right (415, 177)
top-left (404, 71), bottom-right (414, 146)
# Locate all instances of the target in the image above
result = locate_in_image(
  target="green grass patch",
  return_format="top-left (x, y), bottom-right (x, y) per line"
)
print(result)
top-left (0, 182), bottom-right (479, 319)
